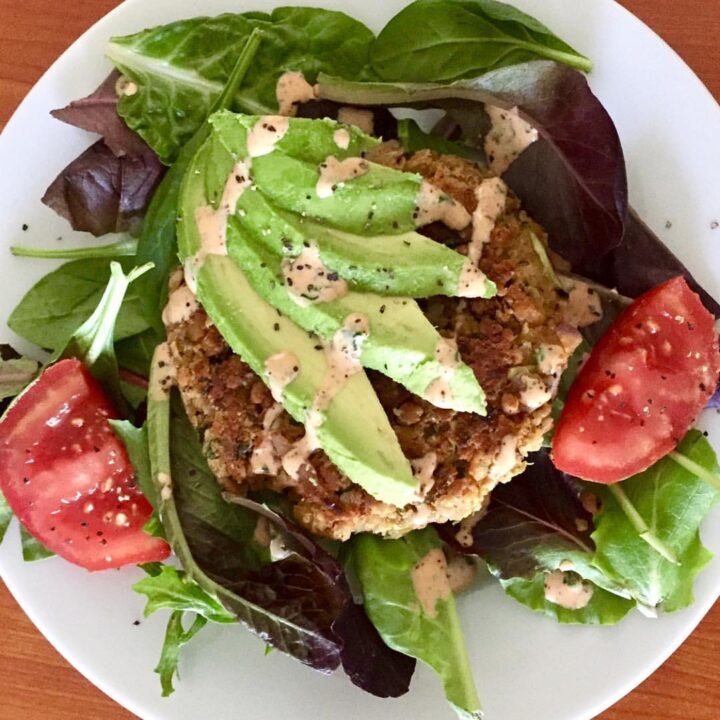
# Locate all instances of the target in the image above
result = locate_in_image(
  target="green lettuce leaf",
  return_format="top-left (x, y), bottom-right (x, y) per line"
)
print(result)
top-left (0, 490), bottom-right (12, 544)
top-left (502, 574), bottom-right (635, 625)
top-left (371, 0), bottom-right (591, 82)
top-left (107, 8), bottom-right (374, 162)
top-left (134, 565), bottom-right (236, 624)
top-left (591, 430), bottom-right (719, 611)
top-left (155, 610), bottom-right (208, 696)
top-left (8, 257), bottom-right (151, 353)
top-left (20, 525), bottom-right (54, 562)
top-left (352, 528), bottom-right (481, 719)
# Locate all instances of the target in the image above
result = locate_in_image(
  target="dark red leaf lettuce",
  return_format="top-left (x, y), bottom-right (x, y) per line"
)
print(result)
top-left (51, 71), bottom-right (149, 157)
top-left (439, 450), bottom-right (595, 579)
top-left (223, 496), bottom-right (415, 696)
top-left (43, 73), bottom-right (165, 236)
top-left (42, 141), bottom-right (164, 236)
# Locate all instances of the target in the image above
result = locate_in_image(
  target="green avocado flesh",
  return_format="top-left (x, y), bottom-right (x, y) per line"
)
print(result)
top-left (176, 110), bottom-right (493, 504)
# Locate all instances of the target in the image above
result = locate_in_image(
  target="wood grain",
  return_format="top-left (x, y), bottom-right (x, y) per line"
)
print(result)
top-left (0, 0), bottom-right (718, 718)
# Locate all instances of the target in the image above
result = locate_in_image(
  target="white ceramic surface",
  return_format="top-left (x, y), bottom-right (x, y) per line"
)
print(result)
top-left (0, 1), bottom-right (719, 719)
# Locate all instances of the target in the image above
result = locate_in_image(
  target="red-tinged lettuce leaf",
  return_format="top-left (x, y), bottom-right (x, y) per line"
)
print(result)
top-left (42, 140), bottom-right (164, 237)
top-left (587, 209), bottom-right (720, 318)
top-left (51, 71), bottom-right (149, 157)
top-left (224, 495), bottom-right (415, 696)
top-left (317, 61), bottom-right (627, 269)
top-left (332, 601), bottom-right (416, 698)
top-left (439, 450), bottom-right (595, 579)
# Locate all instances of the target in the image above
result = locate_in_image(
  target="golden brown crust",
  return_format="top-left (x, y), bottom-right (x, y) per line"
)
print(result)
top-left (165, 148), bottom-right (581, 540)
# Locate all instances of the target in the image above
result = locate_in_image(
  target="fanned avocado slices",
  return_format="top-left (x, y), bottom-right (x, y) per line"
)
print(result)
top-left (181, 113), bottom-right (490, 414)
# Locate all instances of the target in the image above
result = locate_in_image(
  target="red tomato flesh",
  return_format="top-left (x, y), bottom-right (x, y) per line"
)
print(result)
top-left (552, 277), bottom-right (720, 483)
top-left (0, 358), bottom-right (169, 570)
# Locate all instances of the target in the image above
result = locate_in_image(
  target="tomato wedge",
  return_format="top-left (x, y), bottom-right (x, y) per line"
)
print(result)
top-left (552, 277), bottom-right (720, 483)
top-left (0, 358), bottom-right (169, 570)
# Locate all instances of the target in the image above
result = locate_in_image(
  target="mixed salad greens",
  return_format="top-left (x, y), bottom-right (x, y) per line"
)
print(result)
top-left (1, 1), bottom-right (719, 718)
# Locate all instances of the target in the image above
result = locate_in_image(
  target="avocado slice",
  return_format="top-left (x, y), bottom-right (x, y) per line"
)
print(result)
top-left (209, 111), bottom-right (494, 299)
top-left (176, 169), bottom-right (419, 507)
top-left (186, 127), bottom-right (487, 414)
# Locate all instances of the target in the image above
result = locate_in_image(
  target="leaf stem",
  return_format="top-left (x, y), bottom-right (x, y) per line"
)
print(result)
top-left (668, 451), bottom-right (720, 492)
top-left (608, 484), bottom-right (679, 565)
top-left (11, 237), bottom-right (138, 259)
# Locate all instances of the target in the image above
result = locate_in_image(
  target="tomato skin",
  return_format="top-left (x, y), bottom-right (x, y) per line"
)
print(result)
top-left (0, 358), bottom-right (169, 570)
top-left (552, 277), bottom-right (720, 483)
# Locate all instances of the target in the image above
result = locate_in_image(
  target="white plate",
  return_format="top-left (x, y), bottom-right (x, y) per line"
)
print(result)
top-left (1, 1), bottom-right (719, 719)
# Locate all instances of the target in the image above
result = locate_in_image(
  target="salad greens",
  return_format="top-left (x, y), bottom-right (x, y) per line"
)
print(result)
top-left (8, 257), bottom-right (151, 352)
top-left (353, 528), bottom-right (482, 719)
top-left (371, 0), bottom-right (591, 81)
top-left (592, 431), bottom-right (719, 612)
top-left (3, 0), bottom-right (720, 716)
top-left (107, 8), bottom-right (375, 162)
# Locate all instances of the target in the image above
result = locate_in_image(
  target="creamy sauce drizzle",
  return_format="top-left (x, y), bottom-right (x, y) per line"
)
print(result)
top-left (250, 438), bottom-right (281, 475)
top-left (412, 548), bottom-right (451, 619)
top-left (469, 177), bottom-right (508, 263)
top-left (157, 472), bottom-right (173, 501)
top-left (415, 181), bottom-right (471, 231)
top-left (264, 352), bottom-right (299, 402)
top-left (564, 281), bottom-right (604, 328)
top-left (333, 128), bottom-right (350, 150)
top-left (445, 555), bottom-right (477, 594)
top-left (543, 570), bottom-right (594, 610)
top-left (316, 156), bottom-right (369, 199)
top-left (454, 509), bottom-right (486, 548)
top-left (489, 434), bottom-right (518, 480)
top-left (537, 343), bottom-right (566, 377)
top-left (247, 116), bottom-right (290, 157)
top-left (457, 260), bottom-right (492, 298)
top-left (115, 76), bottom-right (138, 97)
top-left (424, 338), bottom-right (460, 408)
top-left (275, 72), bottom-right (316, 116)
top-left (518, 374), bottom-right (552, 411)
top-left (189, 160), bottom-right (251, 288)
top-left (337, 107), bottom-right (374, 135)
top-left (151, 342), bottom-right (176, 402)
top-left (282, 242), bottom-right (348, 306)
top-left (282, 315), bottom-right (369, 479)
top-left (484, 105), bottom-right (539, 175)
top-left (162, 283), bottom-right (199, 326)
top-left (411, 451), bottom-right (437, 500)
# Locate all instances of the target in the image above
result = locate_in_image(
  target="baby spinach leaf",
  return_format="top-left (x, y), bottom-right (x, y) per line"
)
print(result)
top-left (8, 257), bottom-right (151, 352)
top-left (115, 327), bottom-right (163, 377)
top-left (0, 345), bottom-right (38, 404)
top-left (155, 610), bottom-right (208, 697)
top-left (501, 574), bottom-right (635, 625)
top-left (592, 430), bottom-right (718, 611)
top-left (20, 525), bottom-right (55, 562)
top-left (317, 61), bottom-right (628, 271)
top-left (110, 419), bottom-right (156, 507)
top-left (372, 0), bottom-right (591, 82)
top-left (134, 29), bottom-right (262, 332)
top-left (0, 490), bottom-right (12, 544)
top-left (42, 138), bottom-right (164, 237)
top-left (351, 528), bottom-right (481, 719)
top-left (59, 261), bottom-right (152, 415)
top-left (107, 8), bottom-right (374, 163)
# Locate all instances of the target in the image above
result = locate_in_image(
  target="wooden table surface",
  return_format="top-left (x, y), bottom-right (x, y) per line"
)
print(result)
top-left (1, 0), bottom-right (720, 718)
